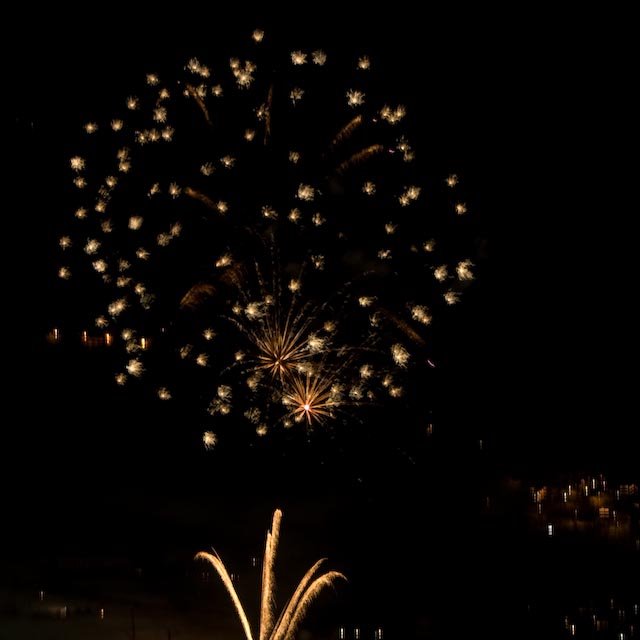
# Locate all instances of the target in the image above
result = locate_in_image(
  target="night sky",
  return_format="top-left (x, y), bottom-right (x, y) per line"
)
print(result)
top-left (6, 7), bottom-right (638, 639)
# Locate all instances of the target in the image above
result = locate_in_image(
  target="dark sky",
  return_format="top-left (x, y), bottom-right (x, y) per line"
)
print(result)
top-left (4, 9), bottom-right (638, 640)
top-left (6, 4), bottom-right (637, 535)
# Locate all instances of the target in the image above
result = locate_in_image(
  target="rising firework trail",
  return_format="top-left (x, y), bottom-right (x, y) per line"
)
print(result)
top-left (196, 509), bottom-right (345, 640)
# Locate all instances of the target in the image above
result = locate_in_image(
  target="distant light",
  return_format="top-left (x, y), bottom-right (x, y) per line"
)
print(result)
top-left (99, 608), bottom-right (105, 620)
top-left (547, 524), bottom-right (554, 537)
top-left (39, 590), bottom-right (44, 602)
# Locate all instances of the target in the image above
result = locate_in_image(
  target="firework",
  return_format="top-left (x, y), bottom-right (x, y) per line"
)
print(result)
top-left (202, 430), bottom-right (218, 449)
top-left (282, 372), bottom-right (340, 425)
top-left (196, 509), bottom-right (345, 640)
top-left (178, 249), bottom-right (413, 437)
top-left (54, 27), bottom-right (477, 444)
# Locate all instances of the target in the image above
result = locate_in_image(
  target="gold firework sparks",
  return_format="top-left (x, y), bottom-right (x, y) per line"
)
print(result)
top-left (196, 509), bottom-right (345, 640)
top-left (54, 28), bottom-right (478, 439)
top-left (282, 373), bottom-right (339, 425)
top-left (253, 318), bottom-right (310, 378)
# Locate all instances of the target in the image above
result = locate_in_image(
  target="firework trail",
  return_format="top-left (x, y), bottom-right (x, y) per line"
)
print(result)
top-left (196, 509), bottom-right (345, 640)
top-left (55, 28), bottom-right (477, 444)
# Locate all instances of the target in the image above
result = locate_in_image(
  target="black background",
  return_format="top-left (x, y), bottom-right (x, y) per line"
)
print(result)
top-left (6, 6), bottom-right (637, 639)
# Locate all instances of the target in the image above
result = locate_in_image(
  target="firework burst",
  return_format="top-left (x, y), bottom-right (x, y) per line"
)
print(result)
top-left (192, 254), bottom-right (384, 432)
top-left (54, 27), bottom-right (478, 445)
top-left (282, 372), bottom-right (340, 425)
